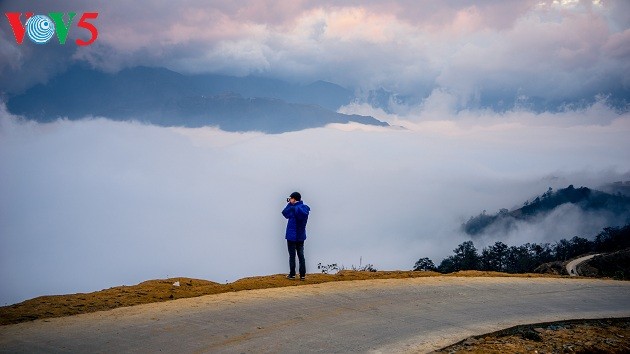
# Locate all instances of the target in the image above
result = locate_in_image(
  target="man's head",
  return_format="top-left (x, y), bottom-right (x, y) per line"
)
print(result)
top-left (288, 191), bottom-right (301, 204)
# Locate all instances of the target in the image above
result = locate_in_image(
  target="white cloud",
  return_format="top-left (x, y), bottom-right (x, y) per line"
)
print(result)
top-left (1, 102), bottom-right (629, 305)
top-left (1, 0), bottom-right (627, 101)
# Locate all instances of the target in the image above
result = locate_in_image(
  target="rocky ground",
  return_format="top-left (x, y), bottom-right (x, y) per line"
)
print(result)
top-left (1, 270), bottom-right (628, 353)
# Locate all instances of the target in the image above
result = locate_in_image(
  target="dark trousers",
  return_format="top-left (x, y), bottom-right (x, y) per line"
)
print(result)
top-left (287, 240), bottom-right (306, 277)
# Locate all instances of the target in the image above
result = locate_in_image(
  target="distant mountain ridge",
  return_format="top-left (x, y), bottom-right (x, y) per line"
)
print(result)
top-left (463, 185), bottom-right (630, 236)
top-left (6, 65), bottom-right (387, 133)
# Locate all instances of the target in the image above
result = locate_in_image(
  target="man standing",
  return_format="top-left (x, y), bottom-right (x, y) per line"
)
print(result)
top-left (282, 192), bottom-right (310, 280)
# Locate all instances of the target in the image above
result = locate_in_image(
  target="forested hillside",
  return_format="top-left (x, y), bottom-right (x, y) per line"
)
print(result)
top-left (462, 185), bottom-right (630, 236)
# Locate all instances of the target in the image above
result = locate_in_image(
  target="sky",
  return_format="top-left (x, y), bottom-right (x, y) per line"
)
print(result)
top-left (1, 0), bottom-right (629, 305)
top-left (1, 0), bottom-right (629, 103)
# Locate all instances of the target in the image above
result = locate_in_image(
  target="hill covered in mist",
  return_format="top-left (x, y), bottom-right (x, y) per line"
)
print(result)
top-left (5, 65), bottom-right (388, 133)
top-left (462, 185), bottom-right (630, 237)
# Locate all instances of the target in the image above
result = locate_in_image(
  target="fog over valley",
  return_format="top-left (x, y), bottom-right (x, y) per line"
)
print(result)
top-left (1, 102), bottom-right (628, 305)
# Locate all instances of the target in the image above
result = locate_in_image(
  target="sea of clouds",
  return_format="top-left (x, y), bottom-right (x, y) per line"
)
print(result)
top-left (1, 98), bottom-right (629, 305)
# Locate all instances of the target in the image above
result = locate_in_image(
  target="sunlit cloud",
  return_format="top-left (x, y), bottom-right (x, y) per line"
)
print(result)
top-left (2, 0), bottom-right (628, 102)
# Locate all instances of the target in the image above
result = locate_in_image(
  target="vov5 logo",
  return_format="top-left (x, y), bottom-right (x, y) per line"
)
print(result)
top-left (5, 12), bottom-right (98, 46)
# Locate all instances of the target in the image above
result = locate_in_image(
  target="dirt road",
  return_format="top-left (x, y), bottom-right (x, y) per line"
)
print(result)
top-left (1, 277), bottom-right (628, 353)
top-left (566, 254), bottom-right (601, 276)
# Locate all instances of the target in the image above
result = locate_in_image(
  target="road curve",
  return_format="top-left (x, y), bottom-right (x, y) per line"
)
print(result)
top-left (566, 254), bottom-right (601, 276)
top-left (0, 277), bottom-right (629, 353)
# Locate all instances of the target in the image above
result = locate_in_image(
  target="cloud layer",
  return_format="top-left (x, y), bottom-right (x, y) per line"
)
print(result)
top-left (1, 102), bottom-right (629, 305)
top-left (1, 0), bottom-right (628, 106)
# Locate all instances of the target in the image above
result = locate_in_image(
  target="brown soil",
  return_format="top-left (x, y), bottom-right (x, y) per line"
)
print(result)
top-left (1, 270), bottom-right (627, 352)
top-left (435, 318), bottom-right (630, 354)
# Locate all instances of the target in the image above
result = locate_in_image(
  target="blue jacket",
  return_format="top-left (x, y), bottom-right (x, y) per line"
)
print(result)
top-left (282, 201), bottom-right (310, 241)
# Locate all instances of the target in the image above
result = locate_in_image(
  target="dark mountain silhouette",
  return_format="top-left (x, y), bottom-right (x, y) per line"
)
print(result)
top-left (462, 185), bottom-right (630, 236)
top-left (6, 65), bottom-right (387, 133)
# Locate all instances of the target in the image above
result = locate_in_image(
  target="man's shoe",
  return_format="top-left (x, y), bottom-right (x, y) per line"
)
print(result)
top-left (286, 275), bottom-right (295, 280)
top-left (300, 276), bottom-right (305, 281)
